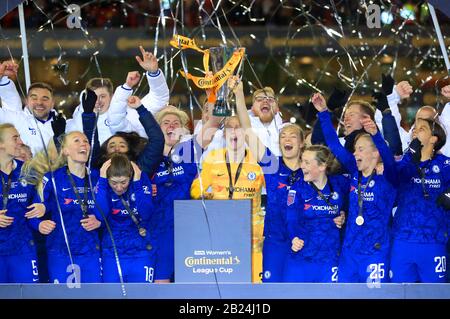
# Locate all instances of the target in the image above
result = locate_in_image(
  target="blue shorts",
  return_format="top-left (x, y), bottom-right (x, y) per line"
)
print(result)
top-left (102, 253), bottom-right (156, 283)
top-left (338, 248), bottom-right (390, 284)
top-left (154, 228), bottom-right (174, 281)
top-left (390, 239), bottom-right (447, 283)
top-left (0, 253), bottom-right (39, 283)
top-left (283, 255), bottom-right (338, 283)
top-left (262, 238), bottom-right (290, 282)
top-left (47, 253), bottom-right (101, 284)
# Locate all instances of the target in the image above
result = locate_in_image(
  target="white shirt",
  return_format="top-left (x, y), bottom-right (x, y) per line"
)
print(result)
top-left (67, 69), bottom-right (170, 145)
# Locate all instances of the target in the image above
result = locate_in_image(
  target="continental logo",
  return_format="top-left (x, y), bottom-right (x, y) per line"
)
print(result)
top-left (184, 256), bottom-right (240, 267)
top-left (198, 78), bottom-right (214, 87)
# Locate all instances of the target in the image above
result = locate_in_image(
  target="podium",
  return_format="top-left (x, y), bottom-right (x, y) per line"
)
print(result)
top-left (174, 200), bottom-right (252, 282)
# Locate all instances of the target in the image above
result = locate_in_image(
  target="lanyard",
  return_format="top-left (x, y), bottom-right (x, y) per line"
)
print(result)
top-left (164, 144), bottom-right (176, 187)
top-left (308, 180), bottom-right (337, 214)
top-left (66, 168), bottom-right (89, 218)
top-left (288, 170), bottom-right (302, 187)
top-left (357, 170), bottom-right (375, 219)
top-left (119, 195), bottom-right (148, 238)
top-left (416, 161), bottom-right (431, 199)
top-left (1, 172), bottom-right (12, 210)
top-left (225, 150), bottom-right (247, 200)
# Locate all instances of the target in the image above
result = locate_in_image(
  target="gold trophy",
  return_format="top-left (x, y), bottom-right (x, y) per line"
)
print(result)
top-left (170, 35), bottom-right (245, 116)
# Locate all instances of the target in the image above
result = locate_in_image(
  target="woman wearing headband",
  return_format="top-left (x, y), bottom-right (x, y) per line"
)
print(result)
top-left (0, 123), bottom-right (45, 283)
top-left (312, 93), bottom-right (396, 283)
top-left (96, 153), bottom-right (156, 283)
top-left (25, 131), bottom-right (102, 283)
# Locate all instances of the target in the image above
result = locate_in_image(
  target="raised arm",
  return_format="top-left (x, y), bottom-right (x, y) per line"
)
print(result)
top-left (361, 117), bottom-right (397, 186)
top-left (231, 77), bottom-right (266, 162)
top-left (127, 96), bottom-right (164, 176)
top-left (312, 93), bottom-right (357, 174)
top-left (0, 61), bottom-right (22, 112)
top-left (136, 46), bottom-right (170, 114)
top-left (107, 71), bottom-right (142, 135)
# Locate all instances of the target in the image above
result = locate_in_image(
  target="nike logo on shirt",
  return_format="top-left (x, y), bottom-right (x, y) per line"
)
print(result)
top-left (62, 187), bottom-right (71, 191)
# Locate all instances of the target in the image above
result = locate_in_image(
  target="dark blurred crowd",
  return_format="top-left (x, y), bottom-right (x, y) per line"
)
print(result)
top-left (1, 0), bottom-right (449, 29)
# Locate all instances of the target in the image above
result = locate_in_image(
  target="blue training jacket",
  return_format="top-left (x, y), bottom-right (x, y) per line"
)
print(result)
top-left (95, 174), bottom-right (155, 257)
top-left (0, 160), bottom-right (42, 256)
top-left (392, 153), bottom-right (450, 244)
top-left (149, 138), bottom-right (200, 233)
top-left (42, 166), bottom-right (101, 256)
top-left (318, 111), bottom-right (397, 255)
top-left (262, 154), bottom-right (303, 242)
top-left (286, 174), bottom-right (349, 263)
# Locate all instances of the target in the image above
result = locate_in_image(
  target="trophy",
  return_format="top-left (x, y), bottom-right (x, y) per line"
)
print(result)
top-left (169, 35), bottom-right (245, 117)
top-left (209, 46), bottom-right (242, 117)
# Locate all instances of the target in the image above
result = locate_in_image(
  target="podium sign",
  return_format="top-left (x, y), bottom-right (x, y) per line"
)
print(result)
top-left (174, 200), bottom-right (251, 283)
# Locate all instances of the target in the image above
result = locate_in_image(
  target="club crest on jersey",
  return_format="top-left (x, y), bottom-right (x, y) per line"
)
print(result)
top-left (20, 179), bottom-right (28, 187)
top-left (104, 119), bottom-right (110, 126)
top-left (331, 192), bottom-right (339, 200)
top-left (247, 172), bottom-right (256, 181)
top-left (287, 189), bottom-right (296, 206)
top-left (432, 165), bottom-right (440, 173)
top-left (368, 180), bottom-right (375, 188)
top-left (171, 154), bottom-right (181, 164)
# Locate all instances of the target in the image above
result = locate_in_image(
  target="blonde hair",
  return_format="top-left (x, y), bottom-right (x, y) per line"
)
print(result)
top-left (279, 123), bottom-right (305, 155)
top-left (279, 123), bottom-right (304, 143)
top-left (0, 123), bottom-right (16, 143)
top-left (252, 87), bottom-right (276, 102)
top-left (155, 105), bottom-right (190, 128)
top-left (224, 115), bottom-right (241, 128)
top-left (21, 131), bottom-right (85, 199)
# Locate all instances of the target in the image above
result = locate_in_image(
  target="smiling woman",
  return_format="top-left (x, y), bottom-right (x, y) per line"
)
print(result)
top-left (190, 116), bottom-right (266, 283)
top-left (0, 123), bottom-right (45, 283)
top-left (22, 131), bottom-right (103, 284)
top-left (313, 92), bottom-right (398, 283)
top-left (95, 153), bottom-right (156, 283)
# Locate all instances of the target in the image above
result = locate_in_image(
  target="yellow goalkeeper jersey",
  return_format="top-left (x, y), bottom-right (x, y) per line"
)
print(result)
top-left (191, 148), bottom-right (265, 283)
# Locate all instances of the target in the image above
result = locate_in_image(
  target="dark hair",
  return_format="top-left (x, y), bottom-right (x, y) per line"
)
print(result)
top-left (28, 82), bottom-right (54, 97)
top-left (303, 144), bottom-right (341, 175)
top-left (107, 153), bottom-right (133, 179)
top-left (417, 118), bottom-right (447, 152)
top-left (95, 132), bottom-right (148, 168)
top-left (86, 78), bottom-right (114, 96)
